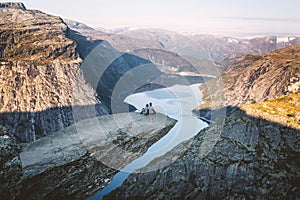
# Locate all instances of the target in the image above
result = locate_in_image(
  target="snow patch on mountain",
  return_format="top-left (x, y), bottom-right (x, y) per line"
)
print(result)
top-left (276, 36), bottom-right (295, 43)
top-left (227, 38), bottom-right (239, 43)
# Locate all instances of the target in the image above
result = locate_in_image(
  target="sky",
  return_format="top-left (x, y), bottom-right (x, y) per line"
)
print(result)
top-left (8, 0), bottom-right (300, 36)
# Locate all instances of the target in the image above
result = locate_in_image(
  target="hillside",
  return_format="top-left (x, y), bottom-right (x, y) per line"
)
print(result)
top-left (0, 3), bottom-right (109, 142)
top-left (241, 92), bottom-right (300, 129)
top-left (197, 44), bottom-right (300, 113)
top-left (130, 48), bottom-right (198, 74)
top-left (64, 21), bottom-right (217, 76)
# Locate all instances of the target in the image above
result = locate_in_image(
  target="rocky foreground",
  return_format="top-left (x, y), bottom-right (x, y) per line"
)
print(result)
top-left (0, 113), bottom-right (176, 199)
top-left (106, 98), bottom-right (300, 199)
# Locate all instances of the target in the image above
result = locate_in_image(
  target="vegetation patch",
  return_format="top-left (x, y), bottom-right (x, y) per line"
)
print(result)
top-left (242, 92), bottom-right (300, 129)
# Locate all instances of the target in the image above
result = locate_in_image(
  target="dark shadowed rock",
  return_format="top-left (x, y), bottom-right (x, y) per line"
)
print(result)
top-left (0, 126), bottom-right (22, 200)
top-left (0, 2), bottom-right (26, 9)
top-left (106, 105), bottom-right (300, 200)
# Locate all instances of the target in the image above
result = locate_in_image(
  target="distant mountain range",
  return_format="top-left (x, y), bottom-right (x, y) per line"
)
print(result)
top-left (65, 19), bottom-right (300, 76)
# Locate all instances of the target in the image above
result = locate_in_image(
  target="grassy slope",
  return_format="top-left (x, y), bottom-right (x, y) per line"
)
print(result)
top-left (242, 92), bottom-right (300, 129)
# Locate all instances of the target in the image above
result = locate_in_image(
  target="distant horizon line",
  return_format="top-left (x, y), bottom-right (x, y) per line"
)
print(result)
top-left (65, 18), bottom-right (300, 38)
top-left (8, 1), bottom-right (300, 39)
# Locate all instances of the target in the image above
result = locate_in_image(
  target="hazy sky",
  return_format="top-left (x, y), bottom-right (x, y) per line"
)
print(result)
top-left (13, 0), bottom-right (300, 36)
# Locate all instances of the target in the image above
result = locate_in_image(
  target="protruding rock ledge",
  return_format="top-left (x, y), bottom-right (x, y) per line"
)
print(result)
top-left (13, 112), bottom-right (176, 199)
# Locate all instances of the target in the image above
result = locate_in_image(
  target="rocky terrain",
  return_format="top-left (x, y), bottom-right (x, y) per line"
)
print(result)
top-left (196, 44), bottom-right (300, 116)
top-left (0, 6), bottom-right (178, 200)
top-left (1, 3), bottom-right (300, 200)
top-left (106, 93), bottom-right (300, 199)
top-left (64, 18), bottom-right (109, 40)
top-left (0, 125), bottom-right (22, 200)
top-left (1, 113), bottom-right (176, 199)
top-left (0, 2), bottom-right (25, 9)
top-left (0, 3), bottom-right (109, 142)
top-left (76, 40), bottom-right (163, 111)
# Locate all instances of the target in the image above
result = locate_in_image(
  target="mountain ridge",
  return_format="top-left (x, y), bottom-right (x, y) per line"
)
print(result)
top-left (0, 4), bottom-right (109, 142)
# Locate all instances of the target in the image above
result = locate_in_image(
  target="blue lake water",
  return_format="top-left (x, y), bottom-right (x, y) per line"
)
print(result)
top-left (89, 84), bottom-right (208, 200)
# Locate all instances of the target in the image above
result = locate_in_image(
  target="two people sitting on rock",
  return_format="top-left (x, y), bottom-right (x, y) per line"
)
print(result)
top-left (140, 102), bottom-right (156, 115)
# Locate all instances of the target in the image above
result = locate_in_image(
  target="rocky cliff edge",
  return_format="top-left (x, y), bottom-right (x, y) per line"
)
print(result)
top-left (1, 112), bottom-right (176, 199)
top-left (107, 97), bottom-right (300, 199)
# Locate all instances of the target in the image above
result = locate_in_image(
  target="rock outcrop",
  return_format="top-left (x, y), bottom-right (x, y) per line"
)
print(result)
top-left (4, 113), bottom-right (176, 199)
top-left (0, 4), bottom-right (109, 142)
top-left (106, 98), bottom-right (300, 199)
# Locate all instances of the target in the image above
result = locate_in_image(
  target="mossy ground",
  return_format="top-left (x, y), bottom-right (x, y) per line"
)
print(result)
top-left (242, 92), bottom-right (300, 129)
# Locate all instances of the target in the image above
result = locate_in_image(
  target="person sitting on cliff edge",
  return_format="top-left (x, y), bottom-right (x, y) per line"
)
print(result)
top-left (140, 104), bottom-right (149, 115)
top-left (148, 102), bottom-right (156, 115)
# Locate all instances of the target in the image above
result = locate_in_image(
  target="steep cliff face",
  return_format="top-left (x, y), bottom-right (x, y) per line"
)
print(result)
top-left (0, 4), bottom-right (109, 142)
top-left (106, 95), bottom-right (300, 199)
top-left (108, 45), bottom-right (300, 200)
top-left (5, 113), bottom-right (176, 199)
top-left (197, 45), bottom-right (300, 113)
